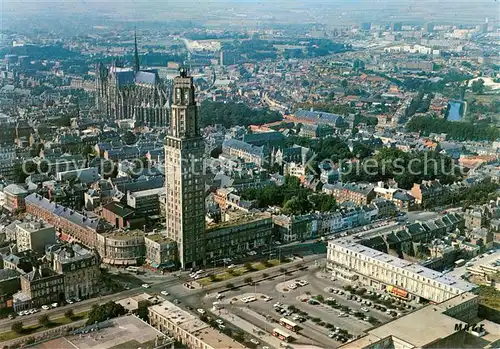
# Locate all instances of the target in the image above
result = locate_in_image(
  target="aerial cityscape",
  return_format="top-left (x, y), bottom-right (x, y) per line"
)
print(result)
top-left (0, 0), bottom-right (499, 348)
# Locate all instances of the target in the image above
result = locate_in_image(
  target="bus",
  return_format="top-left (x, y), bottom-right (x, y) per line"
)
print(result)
top-left (455, 259), bottom-right (466, 267)
top-left (126, 266), bottom-right (140, 273)
top-left (272, 328), bottom-right (293, 342)
top-left (279, 318), bottom-right (299, 332)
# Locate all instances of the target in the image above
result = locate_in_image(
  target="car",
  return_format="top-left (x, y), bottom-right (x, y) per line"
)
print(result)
top-left (273, 302), bottom-right (283, 308)
top-left (288, 283), bottom-right (297, 290)
top-left (173, 299), bottom-right (181, 304)
top-left (338, 312), bottom-right (348, 317)
top-left (197, 308), bottom-right (206, 315)
top-left (66, 299), bottom-right (73, 304)
top-left (142, 284), bottom-right (150, 288)
top-left (215, 319), bottom-right (224, 325)
top-left (292, 315), bottom-right (301, 321)
top-left (17, 311), bottom-right (24, 316)
top-left (73, 297), bottom-right (81, 302)
top-left (29, 309), bottom-right (38, 314)
top-left (8, 314), bottom-right (15, 319)
top-left (51, 303), bottom-right (58, 308)
top-left (227, 264), bottom-right (236, 269)
top-left (328, 333), bottom-right (335, 338)
top-left (216, 294), bottom-right (225, 300)
top-left (161, 291), bottom-right (170, 296)
top-left (218, 324), bottom-right (226, 330)
top-left (386, 310), bottom-right (392, 314)
top-left (361, 307), bottom-right (369, 312)
top-left (297, 280), bottom-right (309, 286)
top-left (41, 305), bottom-right (50, 310)
top-left (285, 311), bottom-right (293, 316)
top-left (262, 295), bottom-right (272, 302)
top-left (249, 339), bottom-right (260, 345)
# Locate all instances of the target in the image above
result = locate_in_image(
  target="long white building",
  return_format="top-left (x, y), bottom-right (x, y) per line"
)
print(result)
top-left (327, 238), bottom-right (476, 303)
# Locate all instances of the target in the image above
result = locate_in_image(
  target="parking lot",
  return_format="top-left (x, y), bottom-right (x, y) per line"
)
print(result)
top-left (208, 266), bottom-right (419, 348)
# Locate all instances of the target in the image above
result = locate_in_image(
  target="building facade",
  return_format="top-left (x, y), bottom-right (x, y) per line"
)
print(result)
top-left (144, 233), bottom-right (177, 268)
top-left (205, 213), bottom-right (273, 260)
top-left (15, 221), bottom-right (56, 254)
top-left (323, 182), bottom-right (375, 205)
top-left (15, 267), bottom-right (64, 310)
top-left (327, 238), bottom-right (476, 303)
top-left (96, 230), bottom-right (145, 266)
top-left (47, 244), bottom-right (101, 299)
top-left (164, 70), bottom-right (206, 269)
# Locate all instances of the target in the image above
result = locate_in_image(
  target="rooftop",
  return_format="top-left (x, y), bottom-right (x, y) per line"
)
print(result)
top-left (128, 187), bottom-right (164, 198)
top-left (206, 212), bottom-right (271, 233)
top-left (102, 229), bottom-right (145, 240)
top-left (145, 233), bottom-right (175, 244)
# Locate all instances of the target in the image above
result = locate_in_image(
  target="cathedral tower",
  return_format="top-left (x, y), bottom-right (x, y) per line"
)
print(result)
top-left (165, 69), bottom-right (205, 269)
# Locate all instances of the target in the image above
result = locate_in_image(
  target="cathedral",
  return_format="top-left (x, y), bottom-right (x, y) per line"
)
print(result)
top-left (95, 33), bottom-right (169, 128)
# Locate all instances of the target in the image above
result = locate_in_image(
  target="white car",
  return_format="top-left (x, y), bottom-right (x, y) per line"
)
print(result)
top-left (17, 311), bottom-right (25, 316)
top-left (288, 283), bottom-right (297, 290)
top-left (215, 319), bottom-right (224, 325)
top-left (41, 305), bottom-right (50, 310)
top-left (297, 280), bottom-right (309, 286)
top-left (250, 339), bottom-right (260, 345)
top-left (361, 307), bottom-right (369, 312)
top-left (161, 291), bottom-right (169, 296)
top-left (142, 284), bottom-right (150, 288)
top-left (338, 312), bottom-right (348, 317)
top-left (273, 302), bottom-right (282, 308)
top-left (66, 299), bottom-right (73, 304)
top-left (227, 264), bottom-right (236, 269)
top-left (262, 295), bottom-right (272, 302)
top-left (197, 308), bottom-right (206, 315)
top-left (51, 303), bottom-right (58, 308)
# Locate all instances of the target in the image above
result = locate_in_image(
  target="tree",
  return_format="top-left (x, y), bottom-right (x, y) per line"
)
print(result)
top-left (136, 300), bottom-right (151, 321)
top-left (243, 277), bottom-right (253, 284)
top-left (86, 301), bottom-right (126, 326)
top-left (38, 314), bottom-right (50, 327)
top-left (341, 79), bottom-right (348, 91)
top-left (11, 321), bottom-right (24, 334)
top-left (122, 131), bottom-right (138, 145)
top-left (64, 309), bottom-right (74, 320)
top-left (471, 79), bottom-right (485, 94)
top-left (244, 262), bottom-right (254, 271)
top-left (315, 295), bottom-right (324, 302)
top-left (226, 283), bottom-right (234, 289)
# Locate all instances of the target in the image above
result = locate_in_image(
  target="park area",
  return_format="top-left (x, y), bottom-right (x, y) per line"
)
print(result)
top-left (197, 259), bottom-right (286, 286)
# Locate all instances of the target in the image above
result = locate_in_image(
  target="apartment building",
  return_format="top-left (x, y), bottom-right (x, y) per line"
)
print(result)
top-left (222, 139), bottom-right (265, 166)
top-left (96, 229), bottom-right (145, 266)
top-left (322, 182), bottom-right (375, 205)
top-left (15, 221), bottom-right (56, 253)
top-left (144, 233), bottom-right (177, 268)
top-left (46, 243), bottom-right (101, 299)
top-left (205, 212), bottom-right (273, 259)
top-left (25, 193), bottom-right (111, 248)
top-left (14, 267), bottom-right (64, 311)
top-left (327, 238), bottom-right (476, 303)
top-left (149, 299), bottom-right (246, 349)
top-left (127, 187), bottom-right (163, 217)
top-left (2, 184), bottom-right (28, 212)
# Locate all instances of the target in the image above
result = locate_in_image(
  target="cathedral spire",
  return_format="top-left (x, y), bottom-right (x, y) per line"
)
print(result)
top-left (134, 28), bottom-right (140, 72)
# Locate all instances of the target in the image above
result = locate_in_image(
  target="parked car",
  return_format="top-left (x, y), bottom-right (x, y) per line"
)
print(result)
top-left (161, 291), bottom-right (169, 296)
top-left (197, 308), bottom-right (206, 315)
top-left (141, 284), bottom-right (150, 288)
top-left (41, 305), bottom-right (50, 310)
top-left (249, 339), bottom-right (260, 345)
top-left (215, 319), bottom-right (224, 325)
top-left (361, 307), bottom-right (369, 312)
top-left (51, 303), bottom-right (58, 308)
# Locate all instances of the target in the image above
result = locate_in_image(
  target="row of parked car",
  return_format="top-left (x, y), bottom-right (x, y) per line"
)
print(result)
top-left (16, 297), bottom-right (84, 318)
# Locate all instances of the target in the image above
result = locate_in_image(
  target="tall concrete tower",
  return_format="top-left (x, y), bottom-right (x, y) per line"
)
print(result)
top-left (165, 69), bottom-right (206, 269)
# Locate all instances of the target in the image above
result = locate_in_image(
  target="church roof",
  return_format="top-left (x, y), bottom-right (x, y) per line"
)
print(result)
top-left (135, 71), bottom-right (158, 85)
